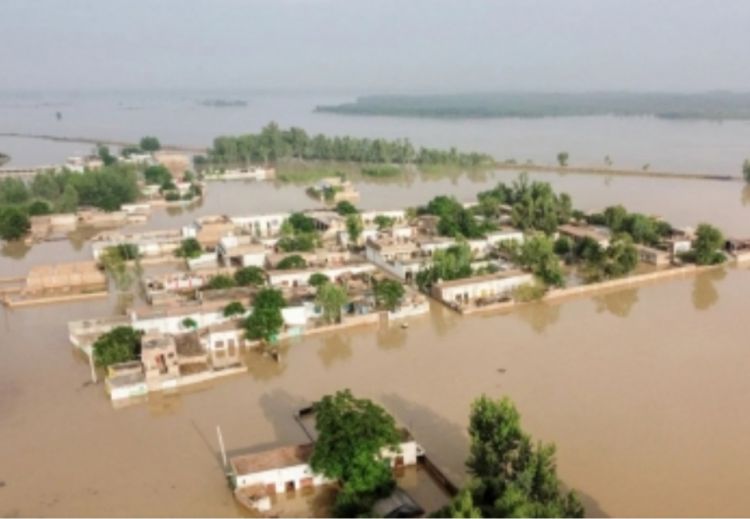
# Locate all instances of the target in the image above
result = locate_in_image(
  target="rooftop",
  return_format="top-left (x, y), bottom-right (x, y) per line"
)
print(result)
top-left (230, 443), bottom-right (315, 476)
top-left (434, 270), bottom-right (530, 289)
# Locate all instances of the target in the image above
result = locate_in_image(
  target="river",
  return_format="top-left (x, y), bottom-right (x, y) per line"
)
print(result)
top-left (1, 91), bottom-right (750, 517)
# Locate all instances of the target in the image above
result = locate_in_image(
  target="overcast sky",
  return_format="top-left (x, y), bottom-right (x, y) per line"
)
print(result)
top-left (2, 0), bottom-right (749, 93)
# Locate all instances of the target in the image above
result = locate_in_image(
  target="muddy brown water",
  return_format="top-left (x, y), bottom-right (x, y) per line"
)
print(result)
top-left (3, 98), bottom-right (750, 516)
top-left (1, 261), bottom-right (749, 516)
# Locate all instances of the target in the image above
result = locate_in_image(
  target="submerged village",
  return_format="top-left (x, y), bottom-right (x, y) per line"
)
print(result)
top-left (2, 125), bottom-right (750, 517)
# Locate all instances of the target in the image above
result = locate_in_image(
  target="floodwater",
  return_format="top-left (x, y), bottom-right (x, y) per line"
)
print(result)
top-left (2, 91), bottom-right (750, 517)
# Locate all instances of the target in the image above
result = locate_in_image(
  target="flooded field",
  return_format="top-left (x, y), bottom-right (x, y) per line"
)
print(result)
top-left (2, 92), bottom-right (750, 517)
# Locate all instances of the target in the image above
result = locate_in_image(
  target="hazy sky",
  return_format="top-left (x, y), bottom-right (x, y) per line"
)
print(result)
top-left (2, 0), bottom-right (749, 93)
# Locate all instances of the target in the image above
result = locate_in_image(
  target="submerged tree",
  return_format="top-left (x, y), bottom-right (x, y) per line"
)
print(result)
top-left (316, 282), bottom-right (348, 324)
top-left (462, 396), bottom-right (584, 518)
top-left (311, 390), bottom-right (401, 517)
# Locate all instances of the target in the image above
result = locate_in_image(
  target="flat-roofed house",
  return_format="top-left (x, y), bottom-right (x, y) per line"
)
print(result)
top-left (636, 244), bottom-right (671, 266)
top-left (24, 261), bottom-right (107, 295)
top-left (218, 235), bottom-right (267, 267)
top-left (558, 223), bottom-right (611, 248)
top-left (432, 271), bottom-right (534, 306)
top-left (230, 435), bottom-right (420, 498)
top-left (154, 151), bottom-right (190, 179)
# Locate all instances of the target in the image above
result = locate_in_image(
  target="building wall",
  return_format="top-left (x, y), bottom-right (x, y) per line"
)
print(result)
top-left (436, 274), bottom-right (534, 303)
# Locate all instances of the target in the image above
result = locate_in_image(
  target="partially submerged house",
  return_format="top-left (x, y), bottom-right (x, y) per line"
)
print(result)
top-left (432, 270), bottom-right (534, 307)
top-left (558, 223), bottom-right (612, 248)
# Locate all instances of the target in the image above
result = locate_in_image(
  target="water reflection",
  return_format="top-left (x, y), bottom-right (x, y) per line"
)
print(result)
top-left (244, 344), bottom-right (289, 381)
top-left (594, 288), bottom-right (640, 318)
top-left (427, 302), bottom-right (461, 337)
top-left (1, 240), bottom-right (30, 260)
top-left (692, 267), bottom-right (727, 311)
top-left (742, 185), bottom-right (750, 207)
top-left (376, 324), bottom-right (408, 351)
top-left (317, 333), bottom-right (353, 367)
top-left (514, 301), bottom-right (562, 334)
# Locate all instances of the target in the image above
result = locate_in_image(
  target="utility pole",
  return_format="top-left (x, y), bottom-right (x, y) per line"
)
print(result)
top-left (88, 345), bottom-right (98, 383)
top-left (216, 425), bottom-right (228, 470)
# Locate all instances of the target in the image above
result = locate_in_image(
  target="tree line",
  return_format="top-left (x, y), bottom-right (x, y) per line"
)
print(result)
top-left (203, 122), bottom-right (493, 168)
top-left (0, 164), bottom-right (140, 240)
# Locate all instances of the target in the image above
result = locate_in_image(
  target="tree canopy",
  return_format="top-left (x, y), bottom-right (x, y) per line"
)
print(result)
top-left (460, 395), bottom-right (584, 518)
top-left (346, 214), bottom-right (364, 244)
top-left (335, 200), bottom-right (359, 215)
top-left (316, 282), bottom-right (348, 324)
top-left (206, 122), bottom-right (492, 167)
top-left (516, 234), bottom-right (566, 287)
top-left (374, 278), bottom-right (406, 311)
top-left (0, 207), bottom-right (30, 241)
top-left (692, 223), bottom-right (725, 265)
top-left (139, 136), bottom-right (161, 152)
top-left (310, 390), bottom-right (402, 517)
top-left (478, 174), bottom-right (572, 234)
top-left (244, 288), bottom-right (286, 343)
top-left (276, 254), bottom-right (307, 270)
top-left (416, 242), bottom-right (473, 291)
top-left (223, 301), bottom-right (246, 318)
top-left (234, 266), bottom-right (266, 287)
top-left (421, 195), bottom-right (487, 239)
top-left (174, 238), bottom-right (203, 259)
top-left (92, 326), bottom-right (143, 368)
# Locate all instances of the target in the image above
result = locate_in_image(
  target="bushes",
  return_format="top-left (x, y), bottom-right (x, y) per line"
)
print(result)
top-left (276, 254), bottom-right (307, 270)
top-left (0, 207), bottom-right (30, 241)
top-left (174, 238), bottom-right (202, 259)
top-left (234, 266), bottom-right (265, 286)
top-left (93, 326), bottom-right (143, 368)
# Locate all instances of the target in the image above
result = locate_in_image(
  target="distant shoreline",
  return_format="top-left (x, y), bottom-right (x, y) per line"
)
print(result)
top-left (316, 92), bottom-right (750, 120)
top-left (0, 132), bottom-right (206, 153)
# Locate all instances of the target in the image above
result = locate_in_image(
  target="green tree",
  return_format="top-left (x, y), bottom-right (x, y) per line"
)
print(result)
top-left (206, 274), bottom-right (236, 290)
top-left (223, 301), bottom-right (246, 318)
top-left (465, 396), bottom-right (583, 518)
top-left (693, 223), bottom-right (725, 265)
top-left (0, 177), bottom-right (30, 204)
top-left (234, 266), bottom-right (266, 286)
top-left (181, 317), bottom-right (198, 330)
top-left (287, 212), bottom-right (316, 233)
top-left (174, 238), bottom-right (202, 259)
top-left (432, 487), bottom-right (482, 518)
top-left (516, 235), bottom-right (565, 287)
top-left (139, 136), bottom-right (161, 152)
top-left (276, 254), bottom-right (307, 270)
top-left (346, 214), bottom-right (363, 244)
top-left (374, 214), bottom-right (395, 230)
top-left (27, 200), bottom-right (52, 216)
top-left (92, 326), bottom-right (142, 368)
top-left (416, 242), bottom-right (474, 291)
top-left (557, 151), bottom-right (569, 166)
top-left (316, 282), bottom-right (348, 323)
top-left (374, 278), bottom-right (405, 311)
top-left (310, 390), bottom-right (401, 517)
top-left (0, 207), bottom-right (30, 241)
top-left (308, 272), bottom-right (330, 288)
top-left (97, 144), bottom-right (116, 166)
top-left (244, 288), bottom-right (286, 343)
top-left (335, 200), bottom-right (359, 215)
top-left (143, 165), bottom-right (172, 186)
top-left (277, 233), bottom-right (316, 252)
top-left (743, 159), bottom-right (750, 183)
top-left (57, 183), bottom-right (79, 213)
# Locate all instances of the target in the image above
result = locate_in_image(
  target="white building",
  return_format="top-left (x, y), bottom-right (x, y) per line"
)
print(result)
top-left (209, 166), bottom-right (276, 181)
top-left (230, 437), bottom-right (420, 497)
top-left (218, 235), bottom-right (267, 267)
top-left (432, 271), bottom-right (534, 305)
top-left (266, 263), bottom-right (375, 288)
top-left (230, 213), bottom-right (289, 238)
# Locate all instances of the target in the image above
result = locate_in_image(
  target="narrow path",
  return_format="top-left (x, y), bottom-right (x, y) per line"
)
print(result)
top-left (0, 132), bottom-right (208, 154)
top-left (492, 162), bottom-right (741, 182)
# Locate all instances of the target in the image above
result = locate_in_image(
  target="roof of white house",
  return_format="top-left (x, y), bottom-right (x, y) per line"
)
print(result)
top-left (231, 443), bottom-right (315, 476)
top-left (434, 270), bottom-right (530, 289)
